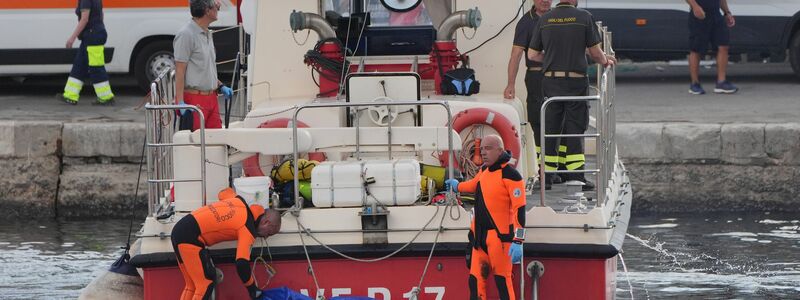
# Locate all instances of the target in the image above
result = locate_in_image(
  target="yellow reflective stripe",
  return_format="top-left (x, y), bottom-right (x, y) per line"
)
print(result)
top-left (93, 82), bottom-right (114, 100)
top-left (565, 154), bottom-right (586, 163)
top-left (566, 161), bottom-right (584, 170)
top-left (535, 146), bottom-right (541, 153)
top-left (63, 77), bottom-right (83, 100)
top-left (545, 165), bottom-right (558, 171)
top-left (559, 145), bottom-right (567, 152)
top-left (87, 45), bottom-right (105, 66)
top-left (544, 155), bottom-right (559, 163)
top-left (62, 91), bottom-right (79, 101)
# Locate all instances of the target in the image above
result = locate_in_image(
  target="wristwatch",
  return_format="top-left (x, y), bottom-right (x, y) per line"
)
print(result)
top-left (513, 228), bottom-right (526, 243)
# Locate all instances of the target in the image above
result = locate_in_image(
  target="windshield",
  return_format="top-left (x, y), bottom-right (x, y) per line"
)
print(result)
top-left (323, 0), bottom-right (451, 27)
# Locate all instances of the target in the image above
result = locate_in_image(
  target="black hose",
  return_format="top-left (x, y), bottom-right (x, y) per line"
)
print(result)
top-left (462, 0), bottom-right (526, 56)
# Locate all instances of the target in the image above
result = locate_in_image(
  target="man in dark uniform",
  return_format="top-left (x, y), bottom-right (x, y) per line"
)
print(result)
top-left (61, 0), bottom-right (115, 105)
top-left (505, 0), bottom-right (566, 186)
top-left (686, 0), bottom-right (738, 95)
top-left (527, 0), bottom-right (616, 190)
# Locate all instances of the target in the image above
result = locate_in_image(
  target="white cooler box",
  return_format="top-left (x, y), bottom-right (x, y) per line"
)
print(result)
top-left (311, 159), bottom-right (421, 207)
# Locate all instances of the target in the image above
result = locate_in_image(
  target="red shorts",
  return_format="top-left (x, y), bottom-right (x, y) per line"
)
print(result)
top-left (184, 93), bottom-right (222, 130)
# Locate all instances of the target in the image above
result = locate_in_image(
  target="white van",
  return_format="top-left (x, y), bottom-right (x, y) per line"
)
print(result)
top-left (0, 0), bottom-right (240, 90)
top-left (582, 0), bottom-right (800, 78)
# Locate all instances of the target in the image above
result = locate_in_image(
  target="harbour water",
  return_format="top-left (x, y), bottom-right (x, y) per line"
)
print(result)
top-left (0, 212), bottom-right (798, 299)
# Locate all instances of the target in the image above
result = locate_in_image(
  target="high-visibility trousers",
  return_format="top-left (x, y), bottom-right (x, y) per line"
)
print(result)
top-left (62, 27), bottom-right (114, 102)
top-left (541, 77), bottom-right (589, 178)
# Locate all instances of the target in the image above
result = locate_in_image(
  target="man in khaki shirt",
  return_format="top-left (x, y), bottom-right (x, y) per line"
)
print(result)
top-left (174, 0), bottom-right (233, 130)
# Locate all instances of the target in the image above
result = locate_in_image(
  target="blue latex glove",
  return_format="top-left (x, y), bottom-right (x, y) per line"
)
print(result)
top-left (508, 242), bottom-right (523, 264)
top-left (219, 85), bottom-right (233, 100)
top-left (445, 178), bottom-right (459, 193)
top-left (177, 101), bottom-right (188, 115)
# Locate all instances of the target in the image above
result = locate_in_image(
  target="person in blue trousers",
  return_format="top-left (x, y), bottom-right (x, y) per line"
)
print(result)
top-left (61, 0), bottom-right (114, 105)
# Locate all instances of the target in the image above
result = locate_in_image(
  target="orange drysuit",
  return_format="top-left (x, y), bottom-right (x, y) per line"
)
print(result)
top-left (457, 151), bottom-right (526, 300)
top-left (171, 188), bottom-right (265, 300)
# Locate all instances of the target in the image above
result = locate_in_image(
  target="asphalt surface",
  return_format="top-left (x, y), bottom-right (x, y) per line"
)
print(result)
top-left (1, 62), bottom-right (798, 123)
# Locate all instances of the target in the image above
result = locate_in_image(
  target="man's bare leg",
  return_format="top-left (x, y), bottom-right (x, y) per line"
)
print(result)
top-left (716, 46), bottom-right (729, 83)
top-left (689, 51), bottom-right (702, 84)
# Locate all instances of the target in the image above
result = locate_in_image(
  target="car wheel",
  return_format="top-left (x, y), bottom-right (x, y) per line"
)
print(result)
top-left (790, 31), bottom-right (800, 80)
top-left (134, 40), bottom-right (175, 92)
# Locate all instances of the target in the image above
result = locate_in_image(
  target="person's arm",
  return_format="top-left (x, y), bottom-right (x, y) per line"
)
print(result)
top-left (235, 228), bottom-right (260, 299)
top-left (527, 49), bottom-right (544, 63)
top-left (457, 172), bottom-right (481, 194)
top-left (175, 62), bottom-right (188, 103)
top-left (66, 10), bottom-right (90, 48)
top-left (686, 0), bottom-right (706, 20)
top-left (588, 45), bottom-right (616, 67)
top-left (502, 168), bottom-right (526, 237)
top-left (173, 32), bottom-right (192, 104)
top-left (721, 0), bottom-right (735, 27)
top-left (504, 47), bottom-right (525, 99)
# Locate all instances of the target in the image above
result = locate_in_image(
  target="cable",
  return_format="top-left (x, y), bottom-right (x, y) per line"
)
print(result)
top-left (295, 204), bottom-right (441, 263)
top-left (462, 0), bottom-right (525, 56)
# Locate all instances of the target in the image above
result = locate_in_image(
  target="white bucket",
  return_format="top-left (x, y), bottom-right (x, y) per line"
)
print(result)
top-left (233, 176), bottom-right (272, 207)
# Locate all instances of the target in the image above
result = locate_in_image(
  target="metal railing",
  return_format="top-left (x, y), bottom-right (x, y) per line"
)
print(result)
top-left (538, 22), bottom-right (616, 207)
top-left (289, 100), bottom-right (458, 210)
top-left (145, 69), bottom-right (209, 216)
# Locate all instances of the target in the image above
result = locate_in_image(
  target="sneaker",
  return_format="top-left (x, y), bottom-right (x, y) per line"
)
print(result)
top-left (714, 81), bottom-right (739, 94)
top-left (688, 82), bottom-right (706, 95)
top-left (92, 98), bottom-right (115, 106)
top-left (56, 93), bottom-right (77, 105)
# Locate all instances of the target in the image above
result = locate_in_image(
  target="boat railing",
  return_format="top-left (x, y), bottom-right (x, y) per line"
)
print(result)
top-left (145, 69), bottom-right (209, 217)
top-left (288, 100), bottom-right (458, 211)
top-left (538, 22), bottom-right (616, 208)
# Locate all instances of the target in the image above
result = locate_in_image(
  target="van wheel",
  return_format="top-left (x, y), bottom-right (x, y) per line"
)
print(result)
top-left (791, 31), bottom-right (800, 80)
top-left (134, 40), bottom-right (175, 92)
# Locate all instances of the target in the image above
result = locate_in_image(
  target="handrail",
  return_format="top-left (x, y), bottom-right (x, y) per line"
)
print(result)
top-left (290, 100), bottom-right (457, 211)
top-left (145, 68), bottom-right (209, 216)
top-left (145, 104), bottom-right (208, 209)
top-left (536, 22), bottom-right (616, 209)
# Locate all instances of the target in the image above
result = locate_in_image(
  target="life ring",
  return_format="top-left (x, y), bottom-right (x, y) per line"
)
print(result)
top-left (438, 108), bottom-right (521, 168)
top-left (242, 118), bottom-right (327, 177)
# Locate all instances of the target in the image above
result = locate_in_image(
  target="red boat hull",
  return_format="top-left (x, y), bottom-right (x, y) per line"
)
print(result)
top-left (143, 256), bottom-right (617, 299)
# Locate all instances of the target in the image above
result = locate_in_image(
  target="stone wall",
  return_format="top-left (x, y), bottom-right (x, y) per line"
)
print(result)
top-left (0, 121), bottom-right (146, 219)
top-left (1, 121), bottom-right (798, 218)
top-left (618, 123), bottom-right (800, 212)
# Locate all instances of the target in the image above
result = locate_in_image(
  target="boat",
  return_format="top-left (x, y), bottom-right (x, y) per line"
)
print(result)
top-left (128, 1), bottom-right (631, 299)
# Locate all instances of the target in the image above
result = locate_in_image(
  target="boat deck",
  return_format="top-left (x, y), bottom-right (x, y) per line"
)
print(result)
top-left (526, 155), bottom-right (598, 213)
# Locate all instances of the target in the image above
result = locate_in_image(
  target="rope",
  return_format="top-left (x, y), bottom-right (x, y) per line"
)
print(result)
top-left (123, 135), bottom-right (147, 256)
top-left (296, 217), bottom-right (324, 300)
top-left (411, 199), bottom-right (454, 299)
top-left (295, 204), bottom-right (441, 263)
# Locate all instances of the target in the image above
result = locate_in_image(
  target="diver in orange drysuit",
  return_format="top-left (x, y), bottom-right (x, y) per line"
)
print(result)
top-left (446, 135), bottom-right (526, 300)
top-left (170, 188), bottom-right (282, 300)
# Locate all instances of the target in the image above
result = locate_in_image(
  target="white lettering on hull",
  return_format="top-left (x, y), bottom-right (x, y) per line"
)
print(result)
top-left (300, 286), bottom-right (445, 299)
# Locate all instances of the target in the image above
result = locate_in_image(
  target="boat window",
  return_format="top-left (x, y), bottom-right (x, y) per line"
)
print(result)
top-left (322, 0), bottom-right (452, 27)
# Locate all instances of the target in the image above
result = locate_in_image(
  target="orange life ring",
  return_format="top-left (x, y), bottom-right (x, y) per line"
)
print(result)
top-left (439, 108), bottom-right (521, 168)
top-left (242, 118), bottom-right (327, 177)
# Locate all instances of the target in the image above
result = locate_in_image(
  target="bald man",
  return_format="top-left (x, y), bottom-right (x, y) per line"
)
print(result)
top-left (171, 188), bottom-right (281, 300)
top-left (445, 135), bottom-right (526, 300)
